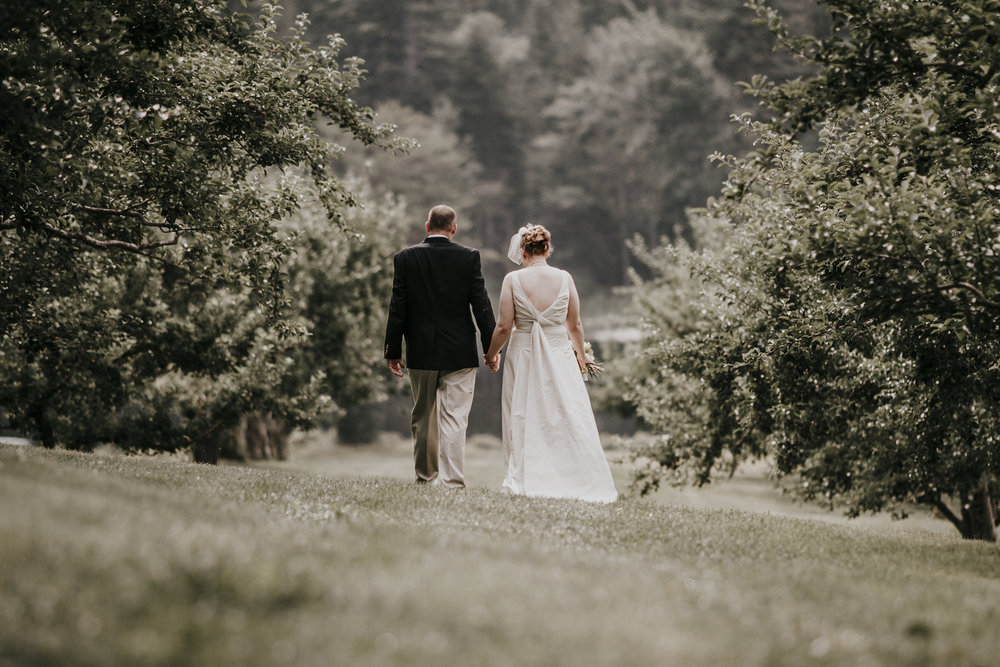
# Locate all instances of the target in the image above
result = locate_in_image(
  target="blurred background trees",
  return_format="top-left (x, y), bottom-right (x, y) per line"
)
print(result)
top-left (298, 0), bottom-right (829, 289)
top-left (537, 9), bottom-right (733, 283)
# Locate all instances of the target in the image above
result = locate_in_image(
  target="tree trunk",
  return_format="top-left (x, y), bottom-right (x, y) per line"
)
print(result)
top-left (243, 414), bottom-right (288, 460)
top-left (967, 476), bottom-right (997, 542)
top-left (31, 404), bottom-right (56, 448)
top-left (935, 477), bottom-right (997, 542)
top-left (192, 434), bottom-right (220, 464)
top-left (402, 4), bottom-right (419, 96)
top-left (192, 441), bottom-right (219, 464)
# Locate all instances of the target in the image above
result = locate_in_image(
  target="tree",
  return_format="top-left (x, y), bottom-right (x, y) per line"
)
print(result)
top-left (325, 100), bottom-right (487, 236)
top-left (630, 0), bottom-right (1000, 540)
top-left (304, 0), bottom-right (473, 113)
top-left (0, 0), bottom-right (404, 458)
top-left (538, 8), bottom-right (737, 284)
top-left (446, 12), bottom-right (529, 256)
top-left (282, 182), bottom-right (409, 419)
top-left (284, 0), bottom-right (836, 295)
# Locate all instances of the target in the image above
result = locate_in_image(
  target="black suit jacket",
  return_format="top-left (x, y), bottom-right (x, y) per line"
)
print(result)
top-left (384, 237), bottom-right (496, 371)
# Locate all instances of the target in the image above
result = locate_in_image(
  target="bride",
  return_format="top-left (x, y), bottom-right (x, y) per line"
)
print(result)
top-left (485, 224), bottom-right (618, 503)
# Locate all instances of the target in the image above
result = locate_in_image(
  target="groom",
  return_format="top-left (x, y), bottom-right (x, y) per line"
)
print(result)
top-left (384, 205), bottom-right (496, 487)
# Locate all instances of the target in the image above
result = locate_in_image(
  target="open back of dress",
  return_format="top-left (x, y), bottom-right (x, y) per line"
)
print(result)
top-left (500, 270), bottom-right (618, 502)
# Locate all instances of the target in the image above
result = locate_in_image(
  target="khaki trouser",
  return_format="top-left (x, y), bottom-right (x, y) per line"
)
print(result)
top-left (408, 367), bottom-right (476, 487)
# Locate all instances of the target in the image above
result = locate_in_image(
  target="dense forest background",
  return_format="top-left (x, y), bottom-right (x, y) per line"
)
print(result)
top-left (265, 0), bottom-right (830, 435)
top-left (277, 0), bottom-right (828, 293)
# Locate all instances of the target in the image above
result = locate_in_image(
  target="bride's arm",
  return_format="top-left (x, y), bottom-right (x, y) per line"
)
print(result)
top-left (565, 274), bottom-right (588, 371)
top-left (485, 273), bottom-right (515, 365)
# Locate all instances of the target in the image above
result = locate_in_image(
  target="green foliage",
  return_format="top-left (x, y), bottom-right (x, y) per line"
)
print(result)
top-left (298, 0), bottom-right (831, 290)
top-left (630, 0), bottom-right (1000, 539)
top-left (282, 183), bottom-right (408, 412)
top-left (103, 189), bottom-right (405, 457)
top-left (326, 100), bottom-right (488, 239)
top-left (0, 0), bottom-right (405, 454)
top-left (536, 10), bottom-right (736, 283)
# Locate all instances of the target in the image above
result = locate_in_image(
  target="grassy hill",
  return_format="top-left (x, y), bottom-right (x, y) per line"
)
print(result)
top-left (2, 443), bottom-right (998, 666)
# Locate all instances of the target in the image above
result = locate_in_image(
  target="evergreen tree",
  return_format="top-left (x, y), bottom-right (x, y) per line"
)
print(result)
top-left (540, 9), bottom-right (736, 283)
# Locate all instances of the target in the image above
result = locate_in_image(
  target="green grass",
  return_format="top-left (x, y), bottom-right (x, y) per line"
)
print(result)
top-left (2, 444), bottom-right (999, 666)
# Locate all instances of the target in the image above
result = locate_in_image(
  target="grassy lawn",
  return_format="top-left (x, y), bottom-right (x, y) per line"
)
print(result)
top-left (2, 443), bottom-right (999, 666)
top-left (273, 430), bottom-right (956, 536)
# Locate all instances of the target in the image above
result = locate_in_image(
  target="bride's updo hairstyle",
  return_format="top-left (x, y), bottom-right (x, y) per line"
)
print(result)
top-left (520, 224), bottom-right (551, 257)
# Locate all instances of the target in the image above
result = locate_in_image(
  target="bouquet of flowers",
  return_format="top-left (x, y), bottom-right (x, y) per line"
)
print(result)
top-left (579, 341), bottom-right (604, 381)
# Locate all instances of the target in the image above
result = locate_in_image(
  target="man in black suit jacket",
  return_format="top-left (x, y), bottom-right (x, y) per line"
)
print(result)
top-left (384, 205), bottom-right (496, 486)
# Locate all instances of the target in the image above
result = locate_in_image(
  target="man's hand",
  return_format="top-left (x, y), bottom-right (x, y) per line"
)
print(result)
top-left (387, 359), bottom-right (406, 377)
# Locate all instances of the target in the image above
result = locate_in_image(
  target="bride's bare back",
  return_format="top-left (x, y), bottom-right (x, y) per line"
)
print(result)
top-left (486, 262), bottom-right (587, 376)
top-left (516, 265), bottom-right (566, 313)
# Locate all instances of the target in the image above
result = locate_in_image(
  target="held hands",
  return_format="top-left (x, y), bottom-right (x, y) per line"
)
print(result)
top-left (391, 356), bottom-right (498, 376)
top-left (485, 352), bottom-right (501, 372)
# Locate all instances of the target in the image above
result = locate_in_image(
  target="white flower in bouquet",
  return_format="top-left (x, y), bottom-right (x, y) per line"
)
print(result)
top-left (579, 341), bottom-right (603, 381)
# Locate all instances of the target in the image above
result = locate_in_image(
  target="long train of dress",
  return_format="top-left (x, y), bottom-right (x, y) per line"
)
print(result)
top-left (500, 270), bottom-right (618, 503)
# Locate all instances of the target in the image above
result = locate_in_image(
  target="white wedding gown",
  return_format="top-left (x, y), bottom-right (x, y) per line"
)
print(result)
top-left (500, 270), bottom-right (618, 503)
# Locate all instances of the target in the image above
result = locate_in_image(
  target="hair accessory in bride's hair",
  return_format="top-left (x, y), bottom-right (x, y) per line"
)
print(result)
top-left (507, 226), bottom-right (529, 265)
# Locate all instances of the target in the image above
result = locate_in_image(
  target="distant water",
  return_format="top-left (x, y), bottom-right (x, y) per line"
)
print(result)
top-left (0, 436), bottom-right (34, 447)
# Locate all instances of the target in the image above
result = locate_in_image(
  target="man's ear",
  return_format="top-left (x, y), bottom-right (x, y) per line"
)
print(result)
top-left (425, 221), bottom-right (432, 234)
